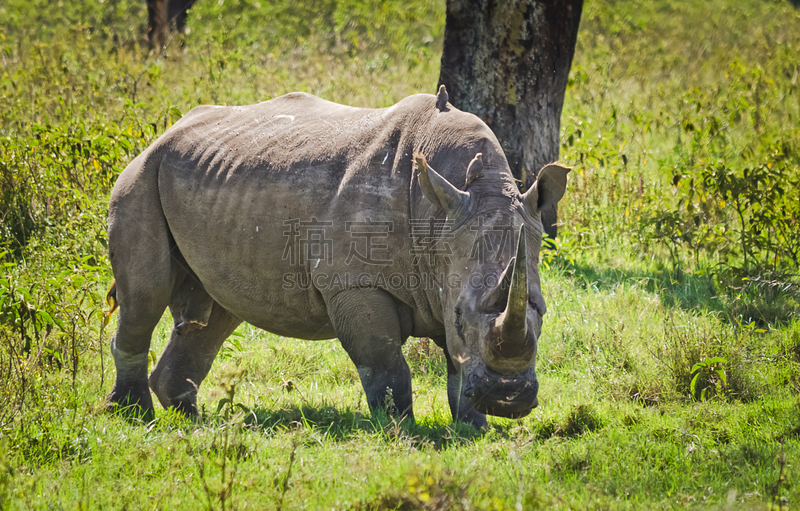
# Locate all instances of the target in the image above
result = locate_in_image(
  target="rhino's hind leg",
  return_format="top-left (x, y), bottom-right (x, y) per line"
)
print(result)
top-left (149, 301), bottom-right (241, 415)
top-left (107, 299), bottom-right (166, 420)
top-left (327, 289), bottom-right (414, 422)
top-left (171, 273), bottom-right (215, 336)
top-left (106, 172), bottom-right (176, 420)
top-left (107, 280), bottom-right (171, 420)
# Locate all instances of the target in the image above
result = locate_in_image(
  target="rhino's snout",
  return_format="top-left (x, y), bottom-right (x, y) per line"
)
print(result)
top-left (467, 364), bottom-right (538, 419)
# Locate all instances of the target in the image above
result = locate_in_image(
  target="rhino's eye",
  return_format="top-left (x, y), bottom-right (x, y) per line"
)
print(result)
top-left (454, 307), bottom-right (462, 330)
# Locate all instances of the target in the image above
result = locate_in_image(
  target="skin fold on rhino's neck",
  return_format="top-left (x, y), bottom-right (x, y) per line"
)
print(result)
top-left (407, 153), bottom-right (521, 331)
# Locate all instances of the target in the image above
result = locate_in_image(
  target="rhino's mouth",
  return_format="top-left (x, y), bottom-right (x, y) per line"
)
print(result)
top-left (464, 364), bottom-right (538, 419)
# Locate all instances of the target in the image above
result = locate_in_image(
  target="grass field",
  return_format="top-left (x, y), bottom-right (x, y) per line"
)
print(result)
top-left (1, 0), bottom-right (799, 509)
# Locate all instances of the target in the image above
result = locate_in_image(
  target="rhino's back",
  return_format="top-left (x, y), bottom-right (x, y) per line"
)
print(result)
top-left (163, 93), bottom-right (379, 173)
top-left (159, 92), bottom-right (421, 207)
top-left (154, 93), bottom-right (425, 336)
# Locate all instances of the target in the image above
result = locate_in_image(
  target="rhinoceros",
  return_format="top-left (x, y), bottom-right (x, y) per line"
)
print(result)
top-left (106, 85), bottom-right (569, 428)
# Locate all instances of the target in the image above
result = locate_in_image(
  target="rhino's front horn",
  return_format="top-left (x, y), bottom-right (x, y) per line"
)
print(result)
top-left (499, 226), bottom-right (529, 355)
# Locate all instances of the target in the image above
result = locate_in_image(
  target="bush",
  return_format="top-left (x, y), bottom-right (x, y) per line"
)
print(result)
top-left (558, 1), bottom-right (800, 321)
top-left (652, 319), bottom-right (762, 403)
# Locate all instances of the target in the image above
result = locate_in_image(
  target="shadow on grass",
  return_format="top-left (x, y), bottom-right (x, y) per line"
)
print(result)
top-left (559, 258), bottom-right (800, 325)
top-left (555, 258), bottom-right (727, 316)
top-left (239, 404), bottom-right (483, 449)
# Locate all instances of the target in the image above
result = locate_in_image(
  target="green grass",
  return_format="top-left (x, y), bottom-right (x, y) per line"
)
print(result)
top-left (2, 0), bottom-right (800, 509)
top-left (2, 256), bottom-right (798, 509)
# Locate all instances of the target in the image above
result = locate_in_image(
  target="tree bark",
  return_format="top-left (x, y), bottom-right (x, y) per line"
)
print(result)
top-left (147, 0), bottom-right (197, 48)
top-left (439, 0), bottom-right (583, 238)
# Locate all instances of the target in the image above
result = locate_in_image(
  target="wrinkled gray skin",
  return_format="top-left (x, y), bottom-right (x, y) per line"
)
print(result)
top-left (107, 86), bottom-right (569, 428)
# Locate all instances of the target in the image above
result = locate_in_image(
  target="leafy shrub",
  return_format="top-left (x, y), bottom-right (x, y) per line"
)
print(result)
top-left (0, 255), bottom-right (110, 429)
top-left (689, 356), bottom-right (727, 402)
top-left (0, 115), bottom-right (151, 255)
top-left (0, 106), bottom-right (160, 429)
top-left (559, 2), bottom-right (800, 321)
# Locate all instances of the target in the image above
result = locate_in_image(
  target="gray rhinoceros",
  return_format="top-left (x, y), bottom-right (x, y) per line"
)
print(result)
top-left (106, 85), bottom-right (569, 428)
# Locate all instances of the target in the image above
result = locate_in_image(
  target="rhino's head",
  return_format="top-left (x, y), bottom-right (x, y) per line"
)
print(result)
top-left (414, 153), bottom-right (569, 419)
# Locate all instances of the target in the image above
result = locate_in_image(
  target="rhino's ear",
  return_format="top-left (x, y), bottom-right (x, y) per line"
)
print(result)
top-left (465, 152), bottom-right (483, 188)
top-left (414, 152), bottom-right (470, 216)
top-left (522, 163), bottom-right (571, 213)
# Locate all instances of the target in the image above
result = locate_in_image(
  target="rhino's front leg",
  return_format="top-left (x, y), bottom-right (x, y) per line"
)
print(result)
top-left (434, 337), bottom-right (488, 429)
top-left (327, 289), bottom-right (414, 422)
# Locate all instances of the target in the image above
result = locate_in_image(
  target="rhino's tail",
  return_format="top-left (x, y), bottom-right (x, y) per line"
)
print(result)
top-left (106, 279), bottom-right (119, 315)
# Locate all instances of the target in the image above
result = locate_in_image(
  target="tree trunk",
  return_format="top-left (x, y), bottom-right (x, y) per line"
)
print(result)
top-left (148, 0), bottom-right (197, 48)
top-left (439, 0), bottom-right (583, 238)
top-left (147, 0), bottom-right (169, 48)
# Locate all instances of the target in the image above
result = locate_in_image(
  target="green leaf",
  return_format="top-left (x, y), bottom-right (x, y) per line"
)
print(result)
top-left (53, 317), bottom-right (67, 331)
top-left (690, 373), bottom-right (700, 398)
top-left (216, 397), bottom-right (231, 415)
top-left (36, 310), bottom-right (54, 326)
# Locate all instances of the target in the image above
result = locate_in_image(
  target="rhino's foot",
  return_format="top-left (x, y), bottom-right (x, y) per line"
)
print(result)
top-left (444, 352), bottom-right (488, 430)
top-left (149, 364), bottom-right (201, 415)
top-left (358, 365), bottom-right (415, 424)
top-left (106, 381), bottom-right (155, 422)
top-left (150, 377), bottom-right (199, 418)
top-left (157, 394), bottom-right (200, 418)
top-left (449, 393), bottom-right (488, 430)
top-left (170, 399), bottom-right (199, 417)
top-left (456, 410), bottom-right (488, 430)
top-left (369, 406), bottom-right (416, 429)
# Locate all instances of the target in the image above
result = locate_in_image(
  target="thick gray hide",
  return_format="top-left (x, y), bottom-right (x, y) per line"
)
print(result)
top-left (106, 91), bottom-right (569, 427)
